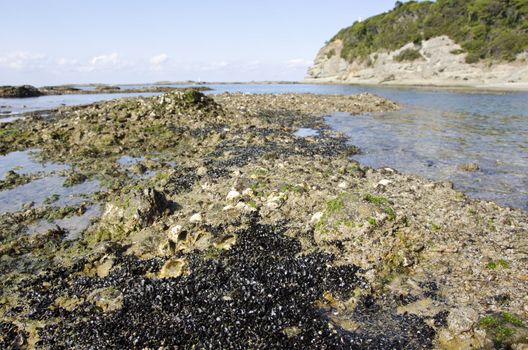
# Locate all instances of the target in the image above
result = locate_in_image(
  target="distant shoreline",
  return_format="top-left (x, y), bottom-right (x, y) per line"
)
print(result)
top-left (302, 79), bottom-right (528, 93)
top-left (60, 80), bottom-right (528, 91)
top-left (2, 80), bottom-right (528, 99)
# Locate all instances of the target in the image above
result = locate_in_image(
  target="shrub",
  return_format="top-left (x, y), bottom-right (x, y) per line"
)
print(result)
top-left (465, 52), bottom-right (481, 64)
top-left (325, 48), bottom-right (336, 59)
top-left (450, 49), bottom-right (465, 55)
top-left (394, 48), bottom-right (423, 62)
top-left (330, 0), bottom-right (528, 64)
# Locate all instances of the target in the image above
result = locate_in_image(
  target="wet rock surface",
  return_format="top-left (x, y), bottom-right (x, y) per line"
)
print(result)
top-left (0, 89), bottom-right (527, 348)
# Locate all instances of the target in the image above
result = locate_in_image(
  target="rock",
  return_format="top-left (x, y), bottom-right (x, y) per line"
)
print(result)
top-left (196, 166), bottom-right (208, 176)
top-left (283, 326), bottom-right (302, 338)
top-left (214, 234), bottom-right (237, 250)
top-left (235, 201), bottom-right (255, 212)
top-left (189, 212), bottom-right (202, 223)
top-left (377, 179), bottom-right (392, 187)
top-left (22, 202), bottom-right (35, 210)
top-left (447, 307), bottom-right (478, 334)
top-left (100, 188), bottom-right (169, 234)
top-left (167, 224), bottom-right (184, 243)
top-left (95, 257), bottom-right (114, 278)
top-left (266, 193), bottom-right (285, 210)
top-left (242, 188), bottom-right (254, 196)
top-left (159, 258), bottom-right (187, 278)
top-left (338, 181), bottom-right (349, 189)
top-left (307, 33), bottom-right (528, 88)
top-left (171, 229), bottom-right (212, 253)
top-left (63, 172), bottom-right (87, 187)
top-left (458, 163), bottom-right (480, 172)
top-left (87, 287), bottom-right (124, 312)
top-left (402, 255), bottom-right (415, 267)
top-left (133, 188), bottom-right (169, 228)
top-left (0, 85), bottom-right (42, 98)
top-left (130, 163), bottom-right (147, 175)
top-left (226, 189), bottom-right (241, 201)
top-left (381, 74), bottom-right (396, 83)
top-left (95, 85), bottom-right (121, 92)
top-left (54, 296), bottom-right (83, 312)
top-left (311, 212), bottom-right (323, 223)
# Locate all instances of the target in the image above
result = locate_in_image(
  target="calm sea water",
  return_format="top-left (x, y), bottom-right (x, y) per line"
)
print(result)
top-left (1, 83), bottom-right (527, 210)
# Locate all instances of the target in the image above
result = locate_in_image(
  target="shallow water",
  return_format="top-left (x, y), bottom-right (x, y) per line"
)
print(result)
top-left (0, 115), bottom-right (23, 123)
top-left (326, 96), bottom-right (528, 210)
top-left (294, 128), bottom-right (320, 138)
top-left (0, 92), bottom-right (159, 115)
top-left (27, 203), bottom-right (102, 240)
top-left (1, 83), bottom-right (527, 210)
top-left (117, 155), bottom-right (145, 165)
top-left (0, 176), bottom-right (100, 213)
top-left (0, 149), bottom-right (68, 178)
top-left (0, 149), bottom-right (102, 239)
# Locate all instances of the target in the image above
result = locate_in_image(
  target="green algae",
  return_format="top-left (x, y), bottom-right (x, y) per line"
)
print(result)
top-left (479, 312), bottom-right (526, 346)
top-left (486, 259), bottom-right (510, 269)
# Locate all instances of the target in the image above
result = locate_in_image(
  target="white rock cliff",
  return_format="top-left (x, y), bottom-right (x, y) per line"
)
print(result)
top-left (306, 36), bottom-right (528, 89)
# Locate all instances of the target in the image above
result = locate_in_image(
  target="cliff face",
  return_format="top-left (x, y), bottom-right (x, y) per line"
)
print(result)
top-left (306, 0), bottom-right (528, 88)
top-left (306, 36), bottom-right (528, 87)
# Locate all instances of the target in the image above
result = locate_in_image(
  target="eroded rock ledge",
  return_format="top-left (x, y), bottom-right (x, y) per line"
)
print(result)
top-left (0, 90), bottom-right (526, 348)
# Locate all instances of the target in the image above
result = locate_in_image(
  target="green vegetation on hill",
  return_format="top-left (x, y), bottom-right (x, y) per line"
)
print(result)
top-left (330, 0), bottom-right (528, 63)
top-left (393, 48), bottom-right (424, 62)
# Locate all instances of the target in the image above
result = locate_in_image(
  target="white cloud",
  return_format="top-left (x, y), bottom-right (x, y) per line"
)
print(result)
top-left (0, 52), bottom-right (47, 70)
top-left (0, 51), bottom-right (309, 85)
top-left (286, 58), bottom-right (312, 69)
top-left (199, 60), bottom-right (230, 71)
top-left (90, 52), bottom-right (119, 66)
top-left (150, 53), bottom-right (168, 65)
top-left (57, 57), bottom-right (78, 66)
top-left (79, 53), bottom-right (129, 72)
top-left (149, 53), bottom-right (169, 71)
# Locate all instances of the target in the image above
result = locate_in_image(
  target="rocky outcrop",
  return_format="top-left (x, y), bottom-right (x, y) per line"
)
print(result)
top-left (306, 36), bottom-right (528, 89)
top-left (0, 85), bottom-right (213, 98)
top-left (95, 85), bottom-right (121, 92)
top-left (95, 187), bottom-right (172, 243)
top-left (0, 85), bottom-right (42, 98)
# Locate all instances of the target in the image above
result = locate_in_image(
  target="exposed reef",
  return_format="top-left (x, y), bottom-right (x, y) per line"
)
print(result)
top-left (0, 84), bottom-right (211, 98)
top-left (0, 90), bottom-right (526, 348)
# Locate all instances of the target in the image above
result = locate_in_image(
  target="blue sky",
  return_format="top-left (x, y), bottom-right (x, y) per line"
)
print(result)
top-left (0, 0), bottom-right (398, 85)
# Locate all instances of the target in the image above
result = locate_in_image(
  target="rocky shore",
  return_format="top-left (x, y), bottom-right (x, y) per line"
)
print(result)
top-left (0, 84), bottom-right (211, 98)
top-left (306, 36), bottom-right (528, 91)
top-left (0, 90), bottom-right (527, 348)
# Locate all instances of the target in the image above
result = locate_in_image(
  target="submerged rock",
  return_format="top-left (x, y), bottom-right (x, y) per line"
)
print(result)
top-left (457, 162), bottom-right (480, 172)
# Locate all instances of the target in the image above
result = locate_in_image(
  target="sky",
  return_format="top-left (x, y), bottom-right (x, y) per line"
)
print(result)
top-left (0, 0), bottom-right (398, 85)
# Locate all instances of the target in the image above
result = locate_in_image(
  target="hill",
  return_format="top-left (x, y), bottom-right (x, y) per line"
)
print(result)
top-left (306, 0), bottom-right (528, 88)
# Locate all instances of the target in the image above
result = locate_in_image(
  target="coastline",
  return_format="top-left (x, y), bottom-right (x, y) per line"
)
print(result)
top-left (0, 90), bottom-right (527, 348)
top-left (303, 78), bottom-right (528, 93)
top-left (2, 80), bottom-right (528, 100)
